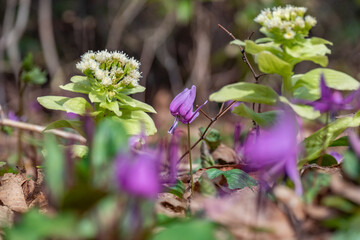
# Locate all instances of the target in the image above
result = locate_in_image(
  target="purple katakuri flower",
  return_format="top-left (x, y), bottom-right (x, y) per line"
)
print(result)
top-left (244, 110), bottom-right (303, 195)
top-left (307, 74), bottom-right (354, 115)
top-left (348, 130), bottom-right (360, 158)
top-left (168, 85), bottom-right (208, 134)
top-left (115, 150), bottom-right (161, 198)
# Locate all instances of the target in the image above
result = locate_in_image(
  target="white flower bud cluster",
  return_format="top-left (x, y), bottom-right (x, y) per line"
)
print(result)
top-left (254, 5), bottom-right (317, 41)
top-left (76, 50), bottom-right (141, 87)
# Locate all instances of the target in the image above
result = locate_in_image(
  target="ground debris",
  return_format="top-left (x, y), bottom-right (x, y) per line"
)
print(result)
top-left (0, 173), bottom-right (28, 213)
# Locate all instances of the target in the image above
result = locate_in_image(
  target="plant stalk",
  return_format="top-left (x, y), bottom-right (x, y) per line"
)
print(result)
top-left (187, 123), bottom-right (194, 194)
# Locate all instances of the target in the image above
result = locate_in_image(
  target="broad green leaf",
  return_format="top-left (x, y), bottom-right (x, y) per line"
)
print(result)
top-left (199, 127), bottom-right (220, 151)
top-left (63, 97), bottom-right (93, 115)
top-left (342, 150), bottom-right (360, 180)
top-left (70, 75), bottom-right (88, 83)
top-left (152, 219), bottom-right (217, 240)
top-left (244, 40), bottom-right (282, 55)
top-left (37, 96), bottom-right (69, 111)
top-left (43, 134), bottom-right (65, 203)
top-left (232, 103), bottom-right (278, 126)
top-left (255, 37), bottom-right (273, 44)
top-left (299, 112), bottom-right (360, 166)
top-left (113, 110), bottom-right (157, 136)
top-left (286, 40), bottom-right (331, 67)
top-left (310, 37), bottom-right (333, 46)
top-left (230, 39), bottom-right (245, 46)
top-left (99, 101), bottom-right (122, 116)
top-left (117, 93), bottom-right (156, 113)
top-left (205, 168), bottom-right (257, 190)
top-left (257, 51), bottom-right (293, 77)
top-left (292, 68), bottom-right (360, 100)
top-left (279, 96), bottom-right (320, 120)
top-left (118, 85), bottom-right (146, 95)
top-left (89, 90), bottom-right (106, 103)
top-left (60, 81), bottom-right (92, 94)
top-left (38, 96), bottom-right (93, 114)
top-left (209, 82), bottom-right (278, 105)
top-left (43, 120), bottom-right (84, 136)
top-left (21, 67), bottom-right (47, 85)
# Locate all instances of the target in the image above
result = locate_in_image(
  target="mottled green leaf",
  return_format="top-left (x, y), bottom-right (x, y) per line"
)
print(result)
top-left (205, 168), bottom-right (257, 190)
top-left (232, 103), bottom-right (278, 126)
top-left (210, 82), bottom-right (279, 105)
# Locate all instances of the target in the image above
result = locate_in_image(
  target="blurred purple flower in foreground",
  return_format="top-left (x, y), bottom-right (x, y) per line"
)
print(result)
top-left (307, 74), bottom-right (354, 115)
top-left (348, 130), bottom-right (360, 158)
top-left (115, 150), bottom-right (161, 198)
top-left (244, 110), bottom-right (303, 195)
top-left (168, 85), bottom-right (207, 134)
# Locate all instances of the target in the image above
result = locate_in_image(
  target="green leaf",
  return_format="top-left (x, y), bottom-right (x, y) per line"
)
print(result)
top-left (292, 68), bottom-right (360, 100)
top-left (118, 85), bottom-right (146, 95)
top-left (209, 82), bottom-right (278, 105)
top-left (205, 168), bottom-right (257, 190)
top-left (60, 80), bottom-right (92, 94)
top-left (322, 195), bottom-right (357, 213)
top-left (302, 172), bottom-right (331, 204)
top-left (310, 37), bottom-right (333, 46)
top-left (199, 127), bottom-right (220, 151)
top-left (165, 180), bottom-right (186, 198)
top-left (43, 134), bottom-right (65, 203)
top-left (257, 51), bottom-right (293, 77)
top-left (113, 110), bottom-right (157, 136)
top-left (99, 101), bottom-right (122, 116)
top-left (232, 103), bottom-right (278, 126)
top-left (200, 141), bottom-right (215, 168)
top-left (230, 39), bottom-right (245, 46)
top-left (89, 90), bottom-right (106, 103)
top-left (21, 67), bottom-right (47, 85)
top-left (117, 93), bottom-right (157, 113)
top-left (37, 96), bottom-right (93, 114)
top-left (5, 210), bottom-right (81, 240)
top-left (152, 219), bottom-right (217, 240)
top-left (70, 75), bottom-right (88, 83)
top-left (279, 96), bottom-right (320, 120)
top-left (244, 40), bottom-right (282, 55)
top-left (330, 136), bottom-right (349, 147)
top-left (72, 144), bottom-right (88, 159)
top-left (43, 119), bottom-right (84, 136)
top-left (300, 113), bottom-right (360, 166)
top-left (342, 150), bottom-right (360, 180)
top-left (92, 118), bottom-right (128, 185)
top-left (63, 97), bottom-right (93, 114)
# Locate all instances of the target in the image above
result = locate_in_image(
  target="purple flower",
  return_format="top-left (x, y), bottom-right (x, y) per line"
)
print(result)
top-left (329, 151), bottom-right (343, 164)
top-left (244, 110), bottom-right (303, 195)
top-left (115, 150), bottom-right (161, 198)
top-left (66, 112), bottom-right (79, 120)
top-left (8, 111), bottom-right (19, 121)
top-left (307, 74), bottom-right (354, 115)
top-left (168, 85), bottom-right (207, 134)
top-left (348, 130), bottom-right (360, 158)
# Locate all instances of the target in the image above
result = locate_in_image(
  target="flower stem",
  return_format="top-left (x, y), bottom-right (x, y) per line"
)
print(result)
top-left (187, 123), bottom-right (194, 194)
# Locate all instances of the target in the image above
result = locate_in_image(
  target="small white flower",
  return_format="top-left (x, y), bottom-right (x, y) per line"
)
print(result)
top-left (128, 57), bottom-right (140, 69)
top-left (284, 30), bottom-right (295, 39)
top-left (295, 16), bottom-right (305, 28)
top-left (102, 76), bottom-right (112, 86)
top-left (305, 16), bottom-right (317, 27)
top-left (122, 76), bottom-right (133, 85)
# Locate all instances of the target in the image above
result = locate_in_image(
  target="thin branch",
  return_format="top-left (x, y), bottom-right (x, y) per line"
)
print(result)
top-left (178, 25), bottom-right (266, 163)
top-left (0, 118), bottom-right (86, 144)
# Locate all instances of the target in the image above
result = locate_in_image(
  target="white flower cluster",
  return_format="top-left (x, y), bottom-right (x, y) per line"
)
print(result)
top-left (76, 50), bottom-right (141, 87)
top-left (254, 5), bottom-right (317, 40)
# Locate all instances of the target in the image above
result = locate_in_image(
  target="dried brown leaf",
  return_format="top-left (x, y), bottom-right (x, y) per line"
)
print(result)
top-left (155, 193), bottom-right (187, 217)
top-left (0, 206), bottom-right (14, 228)
top-left (211, 143), bottom-right (240, 164)
top-left (0, 173), bottom-right (28, 212)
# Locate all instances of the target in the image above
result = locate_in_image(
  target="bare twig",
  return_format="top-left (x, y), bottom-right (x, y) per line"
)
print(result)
top-left (178, 25), bottom-right (266, 163)
top-left (0, 118), bottom-right (86, 144)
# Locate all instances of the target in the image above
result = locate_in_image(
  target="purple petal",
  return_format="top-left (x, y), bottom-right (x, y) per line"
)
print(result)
top-left (186, 100), bottom-right (208, 124)
top-left (348, 130), bottom-right (360, 157)
top-left (168, 117), bottom-right (179, 135)
top-left (169, 87), bottom-right (190, 116)
top-left (329, 151), bottom-right (343, 164)
top-left (285, 155), bottom-right (303, 196)
top-left (178, 85), bottom-right (197, 117)
top-left (320, 73), bottom-right (332, 100)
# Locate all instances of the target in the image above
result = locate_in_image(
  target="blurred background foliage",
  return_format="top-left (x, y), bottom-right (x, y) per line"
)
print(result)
top-left (0, 0), bottom-right (360, 127)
